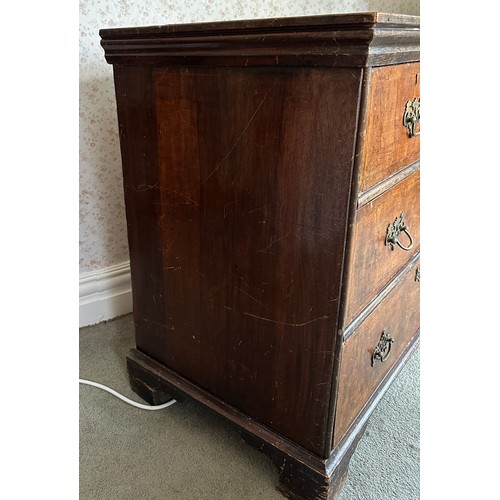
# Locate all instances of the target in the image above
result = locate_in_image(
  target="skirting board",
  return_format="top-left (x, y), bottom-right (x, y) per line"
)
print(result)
top-left (79, 261), bottom-right (132, 327)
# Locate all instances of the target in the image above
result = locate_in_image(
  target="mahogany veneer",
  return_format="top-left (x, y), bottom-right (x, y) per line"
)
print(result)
top-left (101, 12), bottom-right (420, 500)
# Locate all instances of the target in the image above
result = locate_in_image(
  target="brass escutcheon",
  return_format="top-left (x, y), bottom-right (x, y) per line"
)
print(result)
top-left (403, 97), bottom-right (420, 137)
top-left (385, 212), bottom-right (414, 251)
top-left (372, 331), bottom-right (394, 366)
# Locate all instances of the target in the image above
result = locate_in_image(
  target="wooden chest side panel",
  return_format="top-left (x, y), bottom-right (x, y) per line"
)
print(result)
top-left (122, 66), bottom-right (362, 456)
top-left (113, 65), bottom-right (168, 355)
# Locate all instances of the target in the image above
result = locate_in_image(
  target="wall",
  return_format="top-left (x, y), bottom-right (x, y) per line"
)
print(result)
top-left (79, 0), bottom-right (419, 325)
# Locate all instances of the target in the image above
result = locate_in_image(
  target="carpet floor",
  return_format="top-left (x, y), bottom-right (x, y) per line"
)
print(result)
top-left (80, 314), bottom-right (419, 499)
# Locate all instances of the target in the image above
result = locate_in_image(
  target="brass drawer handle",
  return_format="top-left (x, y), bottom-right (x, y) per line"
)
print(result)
top-left (385, 212), bottom-right (414, 251)
top-left (372, 331), bottom-right (394, 366)
top-left (403, 97), bottom-right (420, 137)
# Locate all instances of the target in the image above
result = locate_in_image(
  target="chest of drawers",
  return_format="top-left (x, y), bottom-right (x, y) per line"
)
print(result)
top-left (101, 12), bottom-right (420, 499)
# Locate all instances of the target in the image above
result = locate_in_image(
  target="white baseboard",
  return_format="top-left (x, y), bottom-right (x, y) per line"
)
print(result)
top-left (79, 261), bottom-right (132, 327)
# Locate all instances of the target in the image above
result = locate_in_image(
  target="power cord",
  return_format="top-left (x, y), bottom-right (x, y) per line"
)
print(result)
top-left (79, 379), bottom-right (177, 410)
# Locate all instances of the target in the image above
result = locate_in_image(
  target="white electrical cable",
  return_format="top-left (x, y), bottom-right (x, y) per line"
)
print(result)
top-left (79, 379), bottom-right (177, 410)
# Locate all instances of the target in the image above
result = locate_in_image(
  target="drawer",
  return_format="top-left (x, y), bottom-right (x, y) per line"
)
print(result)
top-left (343, 169), bottom-right (419, 325)
top-left (359, 62), bottom-right (420, 192)
top-left (333, 256), bottom-right (420, 447)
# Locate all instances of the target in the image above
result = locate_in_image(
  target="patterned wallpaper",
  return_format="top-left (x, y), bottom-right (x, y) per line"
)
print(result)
top-left (79, 0), bottom-right (419, 273)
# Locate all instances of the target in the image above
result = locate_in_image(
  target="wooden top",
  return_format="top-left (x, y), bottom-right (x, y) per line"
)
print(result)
top-left (100, 12), bottom-right (419, 67)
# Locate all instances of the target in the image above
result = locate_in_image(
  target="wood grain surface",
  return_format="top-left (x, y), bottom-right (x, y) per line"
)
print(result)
top-left (117, 65), bottom-right (362, 456)
top-left (113, 65), bottom-right (169, 358)
top-left (107, 13), bottom-right (421, 500)
top-left (333, 256), bottom-right (420, 447)
top-left (359, 62), bottom-right (420, 191)
top-left (343, 169), bottom-right (420, 325)
top-left (100, 13), bottom-right (419, 68)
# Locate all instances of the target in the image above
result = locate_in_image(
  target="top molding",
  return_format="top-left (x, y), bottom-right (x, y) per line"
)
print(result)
top-left (100, 12), bottom-right (419, 68)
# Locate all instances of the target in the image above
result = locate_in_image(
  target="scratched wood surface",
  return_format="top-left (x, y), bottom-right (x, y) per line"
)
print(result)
top-left (100, 12), bottom-right (420, 68)
top-left (333, 256), bottom-right (420, 448)
top-left (342, 169), bottom-right (420, 326)
top-left (358, 62), bottom-right (420, 191)
top-left (113, 65), bottom-right (168, 357)
top-left (116, 65), bottom-right (362, 456)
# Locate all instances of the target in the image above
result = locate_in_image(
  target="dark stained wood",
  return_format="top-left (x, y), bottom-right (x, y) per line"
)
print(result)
top-left (243, 423), bottom-right (368, 500)
top-left (104, 14), bottom-right (420, 500)
top-left (127, 347), bottom-right (328, 469)
top-left (333, 257), bottom-right (420, 447)
top-left (357, 160), bottom-right (420, 209)
top-left (128, 331), bottom-right (419, 499)
top-left (330, 331), bottom-right (419, 453)
top-left (325, 64), bottom-right (371, 452)
top-left (128, 345), bottom-right (367, 500)
top-left (127, 353), bottom-right (177, 406)
top-left (343, 169), bottom-right (420, 325)
top-left (117, 64), bottom-right (363, 457)
top-left (112, 65), bottom-right (168, 357)
top-left (100, 13), bottom-right (419, 68)
top-left (359, 62), bottom-right (420, 191)
top-left (343, 252), bottom-right (420, 341)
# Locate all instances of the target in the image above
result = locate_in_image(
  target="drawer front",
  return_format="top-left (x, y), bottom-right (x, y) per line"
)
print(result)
top-left (344, 169), bottom-right (419, 325)
top-left (333, 257), bottom-right (420, 447)
top-left (359, 62), bottom-right (420, 192)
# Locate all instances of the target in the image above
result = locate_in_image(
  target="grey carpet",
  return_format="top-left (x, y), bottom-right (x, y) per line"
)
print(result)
top-left (80, 314), bottom-right (419, 499)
